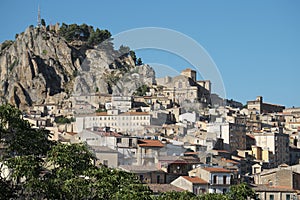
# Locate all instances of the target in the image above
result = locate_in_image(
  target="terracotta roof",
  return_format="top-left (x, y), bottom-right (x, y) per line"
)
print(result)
top-left (147, 184), bottom-right (184, 193)
top-left (158, 156), bottom-right (200, 164)
top-left (184, 152), bottom-right (199, 155)
top-left (96, 112), bottom-right (109, 116)
top-left (221, 158), bottom-right (239, 165)
top-left (66, 132), bottom-right (77, 136)
top-left (212, 150), bottom-right (230, 153)
top-left (252, 184), bottom-right (296, 192)
top-left (120, 112), bottom-right (149, 116)
top-left (287, 122), bottom-right (300, 124)
top-left (203, 167), bottom-right (231, 173)
top-left (182, 176), bottom-right (208, 184)
top-left (138, 139), bottom-right (164, 148)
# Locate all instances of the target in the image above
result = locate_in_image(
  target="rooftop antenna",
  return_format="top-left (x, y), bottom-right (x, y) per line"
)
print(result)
top-left (37, 5), bottom-right (41, 27)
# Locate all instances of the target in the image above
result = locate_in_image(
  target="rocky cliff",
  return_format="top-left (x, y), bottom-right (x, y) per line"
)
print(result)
top-left (0, 25), bottom-right (155, 110)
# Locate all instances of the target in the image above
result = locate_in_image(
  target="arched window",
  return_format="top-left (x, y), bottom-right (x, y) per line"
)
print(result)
top-left (178, 81), bottom-right (182, 88)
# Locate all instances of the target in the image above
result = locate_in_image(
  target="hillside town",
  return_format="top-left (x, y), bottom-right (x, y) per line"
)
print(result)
top-left (23, 67), bottom-right (300, 199)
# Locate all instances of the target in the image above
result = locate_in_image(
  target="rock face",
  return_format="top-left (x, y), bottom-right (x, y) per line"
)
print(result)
top-left (112, 64), bottom-right (156, 96)
top-left (0, 25), bottom-right (155, 110)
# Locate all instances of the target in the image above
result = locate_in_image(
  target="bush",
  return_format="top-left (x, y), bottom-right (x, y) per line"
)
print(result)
top-left (59, 23), bottom-right (111, 46)
top-left (54, 116), bottom-right (74, 124)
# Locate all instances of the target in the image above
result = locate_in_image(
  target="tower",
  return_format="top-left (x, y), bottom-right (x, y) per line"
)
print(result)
top-left (37, 5), bottom-right (41, 27)
top-left (181, 68), bottom-right (196, 82)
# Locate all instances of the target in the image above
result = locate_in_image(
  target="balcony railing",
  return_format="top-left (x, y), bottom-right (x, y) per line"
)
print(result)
top-left (209, 180), bottom-right (231, 185)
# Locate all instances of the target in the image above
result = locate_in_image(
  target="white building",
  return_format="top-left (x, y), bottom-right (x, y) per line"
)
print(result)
top-left (179, 112), bottom-right (198, 123)
top-left (75, 111), bottom-right (151, 134)
top-left (188, 167), bottom-right (233, 194)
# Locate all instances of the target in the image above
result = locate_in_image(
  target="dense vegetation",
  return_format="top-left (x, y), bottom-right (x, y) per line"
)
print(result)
top-left (54, 115), bottom-right (75, 124)
top-left (58, 23), bottom-right (111, 46)
top-left (0, 104), bottom-right (257, 199)
top-left (134, 84), bottom-right (150, 96)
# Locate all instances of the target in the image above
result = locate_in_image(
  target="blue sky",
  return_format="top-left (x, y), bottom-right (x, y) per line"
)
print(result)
top-left (1, 0), bottom-right (299, 107)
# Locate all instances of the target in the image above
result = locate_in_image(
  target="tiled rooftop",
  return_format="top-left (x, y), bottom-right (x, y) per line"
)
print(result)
top-left (202, 167), bottom-right (231, 173)
top-left (182, 176), bottom-right (208, 184)
top-left (147, 184), bottom-right (184, 193)
top-left (138, 139), bottom-right (164, 148)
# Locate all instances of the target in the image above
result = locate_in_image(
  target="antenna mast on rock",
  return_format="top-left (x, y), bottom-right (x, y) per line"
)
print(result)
top-left (37, 5), bottom-right (41, 27)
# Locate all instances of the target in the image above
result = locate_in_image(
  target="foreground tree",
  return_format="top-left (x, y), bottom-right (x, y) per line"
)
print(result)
top-left (0, 104), bottom-right (54, 157)
top-left (155, 191), bottom-right (196, 200)
top-left (198, 193), bottom-right (228, 200)
top-left (0, 105), bottom-right (152, 199)
top-left (227, 182), bottom-right (258, 200)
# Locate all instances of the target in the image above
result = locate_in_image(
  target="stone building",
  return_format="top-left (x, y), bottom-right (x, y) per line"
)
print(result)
top-left (252, 184), bottom-right (298, 200)
top-left (171, 176), bottom-right (209, 195)
top-left (206, 121), bottom-right (247, 152)
top-left (247, 96), bottom-right (285, 114)
top-left (253, 130), bottom-right (290, 167)
top-left (156, 68), bottom-right (211, 106)
top-left (188, 167), bottom-right (233, 194)
top-left (254, 164), bottom-right (300, 191)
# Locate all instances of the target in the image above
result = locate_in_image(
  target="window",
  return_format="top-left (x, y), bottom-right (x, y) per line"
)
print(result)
top-left (269, 194), bottom-right (274, 200)
top-left (286, 194), bottom-right (290, 200)
top-left (117, 138), bottom-right (121, 144)
top-left (223, 176), bottom-right (227, 184)
top-left (140, 175), bottom-right (144, 182)
top-left (178, 81), bottom-right (182, 88)
top-left (213, 175), bottom-right (217, 184)
top-left (157, 175), bottom-right (160, 183)
top-left (103, 160), bottom-right (108, 166)
top-left (223, 188), bottom-right (227, 194)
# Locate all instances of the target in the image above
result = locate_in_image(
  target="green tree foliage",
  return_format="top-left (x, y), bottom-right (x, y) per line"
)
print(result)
top-left (197, 193), bottom-right (228, 200)
top-left (156, 191), bottom-right (196, 200)
top-left (0, 104), bottom-right (53, 157)
top-left (0, 105), bottom-right (152, 199)
top-left (59, 23), bottom-right (111, 46)
top-left (128, 50), bottom-right (143, 65)
top-left (137, 57), bottom-right (143, 65)
top-left (41, 18), bottom-right (46, 27)
top-left (130, 50), bottom-right (137, 64)
top-left (227, 182), bottom-right (258, 200)
top-left (134, 84), bottom-right (149, 96)
top-left (54, 115), bottom-right (74, 124)
top-left (88, 28), bottom-right (111, 46)
top-left (119, 45), bottom-right (130, 56)
top-left (0, 176), bottom-right (16, 199)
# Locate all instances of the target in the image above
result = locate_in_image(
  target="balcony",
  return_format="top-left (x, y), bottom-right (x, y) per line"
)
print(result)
top-left (210, 179), bottom-right (231, 185)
